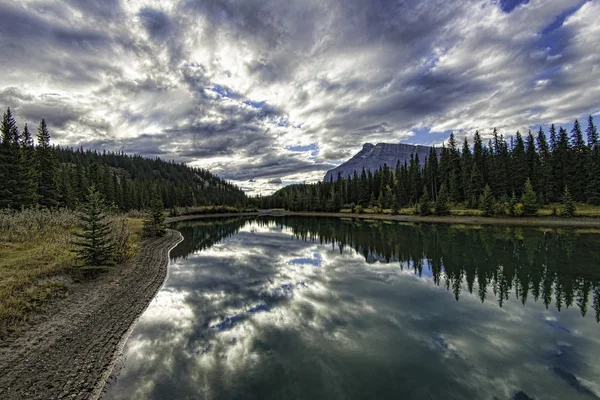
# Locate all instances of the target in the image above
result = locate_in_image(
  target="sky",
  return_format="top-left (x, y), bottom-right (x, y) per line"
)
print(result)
top-left (0, 0), bottom-right (599, 195)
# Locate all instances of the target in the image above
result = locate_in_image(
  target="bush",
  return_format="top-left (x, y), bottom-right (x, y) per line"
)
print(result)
top-left (355, 205), bottom-right (364, 214)
top-left (493, 201), bottom-right (510, 216)
top-left (513, 203), bottom-right (525, 217)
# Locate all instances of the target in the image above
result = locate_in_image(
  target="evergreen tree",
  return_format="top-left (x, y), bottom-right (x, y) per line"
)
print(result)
top-left (19, 124), bottom-right (38, 207)
top-left (36, 119), bottom-right (59, 208)
top-left (560, 186), bottom-right (576, 218)
top-left (0, 108), bottom-right (22, 208)
top-left (569, 119), bottom-right (587, 201)
top-left (417, 186), bottom-right (432, 216)
top-left (587, 115), bottom-right (598, 149)
top-left (510, 131), bottom-right (527, 195)
top-left (479, 185), bottom-right (495, 217)
top-left (521, 178), bottom-right (538, 216)
top-left (434, 183), bottom-right (451, 216)
top-left (73, 186), bottom-right (115, 267)
top-left (143, 197), bottom-right (166, 237)
top-left (536, 127), bottom-right (552, 204)
top-left (491, 129), bottom-right (509, 198)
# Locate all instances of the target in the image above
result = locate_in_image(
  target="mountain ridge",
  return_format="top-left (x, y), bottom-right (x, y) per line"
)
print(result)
top-left (324, 142), bottom-right (437, 182)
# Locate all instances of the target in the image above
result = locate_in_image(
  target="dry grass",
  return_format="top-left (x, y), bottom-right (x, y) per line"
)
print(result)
top-left (0, 209), bottom-right (143, 337)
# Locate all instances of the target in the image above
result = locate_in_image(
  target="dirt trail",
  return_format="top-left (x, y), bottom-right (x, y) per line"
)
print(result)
top-left (0, 229), bottom-right (182, 400)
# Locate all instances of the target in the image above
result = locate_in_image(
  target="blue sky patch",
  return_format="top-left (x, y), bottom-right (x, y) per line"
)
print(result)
top-left (499, 0), bottom-right (529, 13)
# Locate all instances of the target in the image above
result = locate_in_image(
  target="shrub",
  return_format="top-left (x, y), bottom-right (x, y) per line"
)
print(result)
top-left (513, 203), bottom-right (525, 217)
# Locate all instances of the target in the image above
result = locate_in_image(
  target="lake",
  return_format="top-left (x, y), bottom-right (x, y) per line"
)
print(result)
top-left (104, 217), bottom-right (600, 400)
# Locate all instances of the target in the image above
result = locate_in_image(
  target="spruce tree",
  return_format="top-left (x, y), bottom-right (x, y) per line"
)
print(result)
top-left (417, 186), bottom-right (432, 216)
top-left (521, 178), bottom-right (538, 216)
top-left (560, 186), bottom-right (576, 218)
top-left (19, 124), bottom-right (38, 207)
top-left (434, 183), bottom-right (451, 216)
top-left (73, 186), bottom-right (115, 267)
top-left (143, 197), bottom-right (166, 237)
top-left (569, 119), bottom-right (587, 201)
top-left (0, 108), bottom-right (22, 208)
top-left (510, 131), bottom-right (527, 195)
top-left (587, 115), bottom-right (598, 149)
top-left (479, 185), bottom-right (495, 217)
top-left (36, 119), bottom-right (59, 208)
top-left (536, 127), bottom-right (552, 204)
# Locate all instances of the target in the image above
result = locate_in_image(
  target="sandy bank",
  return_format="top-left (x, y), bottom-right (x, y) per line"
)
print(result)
top-left (0, 229), bottom-right (183, 400)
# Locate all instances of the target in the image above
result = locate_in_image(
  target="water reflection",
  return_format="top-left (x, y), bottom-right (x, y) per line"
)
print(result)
top-left (105, 217), bottom-right (600, 400)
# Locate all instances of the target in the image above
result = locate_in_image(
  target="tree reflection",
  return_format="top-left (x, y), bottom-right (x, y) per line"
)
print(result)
top-left (171, 217), bottom-right (600, 322)
top-left (255, 217), bottom-right (600, 322)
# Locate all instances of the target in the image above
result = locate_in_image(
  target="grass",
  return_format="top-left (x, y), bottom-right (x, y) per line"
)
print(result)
top-left (338, 203), bottom-right (600, 218)
top-left (0, 209), bottom-right (144, 337)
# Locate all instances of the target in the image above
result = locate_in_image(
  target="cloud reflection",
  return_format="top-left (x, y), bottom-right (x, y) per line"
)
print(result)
top-left (105, 217), bottom-right (600, 400)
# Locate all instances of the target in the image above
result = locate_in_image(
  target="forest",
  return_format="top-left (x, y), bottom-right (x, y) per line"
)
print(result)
top-left (0, 108), bottom-right (249, 212)
top-left (260, 116), bottom-right (600, 216)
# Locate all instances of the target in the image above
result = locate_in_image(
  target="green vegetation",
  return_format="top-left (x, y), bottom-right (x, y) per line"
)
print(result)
top-left (560, 186), bottom-right (576, 218)
top-left (0, 107), bottom-right (249, 212)
top-left (143, 197), bottom-right (167, 238)
top-left (260, 116), bottom-right (600, 218)
top-left (72, 186), bottom-right (116, 269)
top-left (0, 208), bottom-right (143, 336)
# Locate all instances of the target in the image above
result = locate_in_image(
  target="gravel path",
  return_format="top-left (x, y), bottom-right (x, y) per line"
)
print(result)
top-left (0, 229), bottom-right (183, 400)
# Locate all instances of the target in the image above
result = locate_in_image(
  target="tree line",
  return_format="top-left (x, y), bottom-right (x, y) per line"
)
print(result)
top-left (260, 116), bottom-right (599, 215)
top-left (0, 108), bottom-right (249, 212)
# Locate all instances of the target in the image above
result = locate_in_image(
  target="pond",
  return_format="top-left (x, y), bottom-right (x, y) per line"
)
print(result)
top-left (105, 217), bottom-right (600, 400)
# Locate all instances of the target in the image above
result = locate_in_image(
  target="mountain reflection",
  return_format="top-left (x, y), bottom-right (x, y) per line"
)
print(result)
top-left (174, 217), bottom-right (600, 322)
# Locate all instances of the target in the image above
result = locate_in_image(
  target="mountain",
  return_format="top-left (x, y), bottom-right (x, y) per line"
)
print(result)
top-left (324, 143), bottom-right (436, 182)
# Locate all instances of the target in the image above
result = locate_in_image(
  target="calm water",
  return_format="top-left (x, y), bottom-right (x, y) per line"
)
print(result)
top-left (105, 217), bottom-right (600, 400)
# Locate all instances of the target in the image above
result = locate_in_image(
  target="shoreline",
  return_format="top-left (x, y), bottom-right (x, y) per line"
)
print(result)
top-left (272, 211), bottom-right (600, 228)
top-left (168, 210), bottom-right (600, 229)
top-left (2, 210), bottom-right (598, 398)
top-left (0, 229), bottom-right (183, 400)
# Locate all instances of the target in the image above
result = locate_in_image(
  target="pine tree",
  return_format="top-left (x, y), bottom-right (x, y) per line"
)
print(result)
top-left (491, 129), bottom-right (509, 198)
top-left (587, 115), bottom-right (598, 149)
top-left (434, 183), bottom-right (450, 216)
top-left (19, 124), bottom-right (38, 207)
top-left (536, 127), bottom-right (552, 204)
top-left (560, 186), bottom-right (576, 218)
top-left (36, 119), bottom-right (59, 208)
top-left (143, 197), bottom-right (166, 237)
top-left (510, 131), bottom-right (527, 195)
top-left (0, 108), bottom-right (22, 208)
top-left (521, 178), bottom-right (538, 216)
top-left (417, 186), bottom-right (432, 216)
top-left (479, 185), bottom-right (495, 217)
top-left (569, 119), bottom-right (587, 201)
top-left (73, 186), bottom-right (115, 267)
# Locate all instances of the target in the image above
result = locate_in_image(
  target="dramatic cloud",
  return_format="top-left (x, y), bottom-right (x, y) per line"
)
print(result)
top-left (1, 0), bottom-right (599, 194)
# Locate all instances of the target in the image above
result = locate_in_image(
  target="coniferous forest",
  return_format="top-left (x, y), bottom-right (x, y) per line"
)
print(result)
top-left (260, 116), bottom-right (600, 215)
top-left (0, 108), bottom-right (248, 211)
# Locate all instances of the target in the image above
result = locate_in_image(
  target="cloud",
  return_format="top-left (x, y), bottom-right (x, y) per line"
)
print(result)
top-left (1, 0), bottom-right (599, 194)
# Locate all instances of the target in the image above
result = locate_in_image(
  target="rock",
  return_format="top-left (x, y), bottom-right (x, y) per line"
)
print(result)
top-left (324, 142), bottom-right (438, 182)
